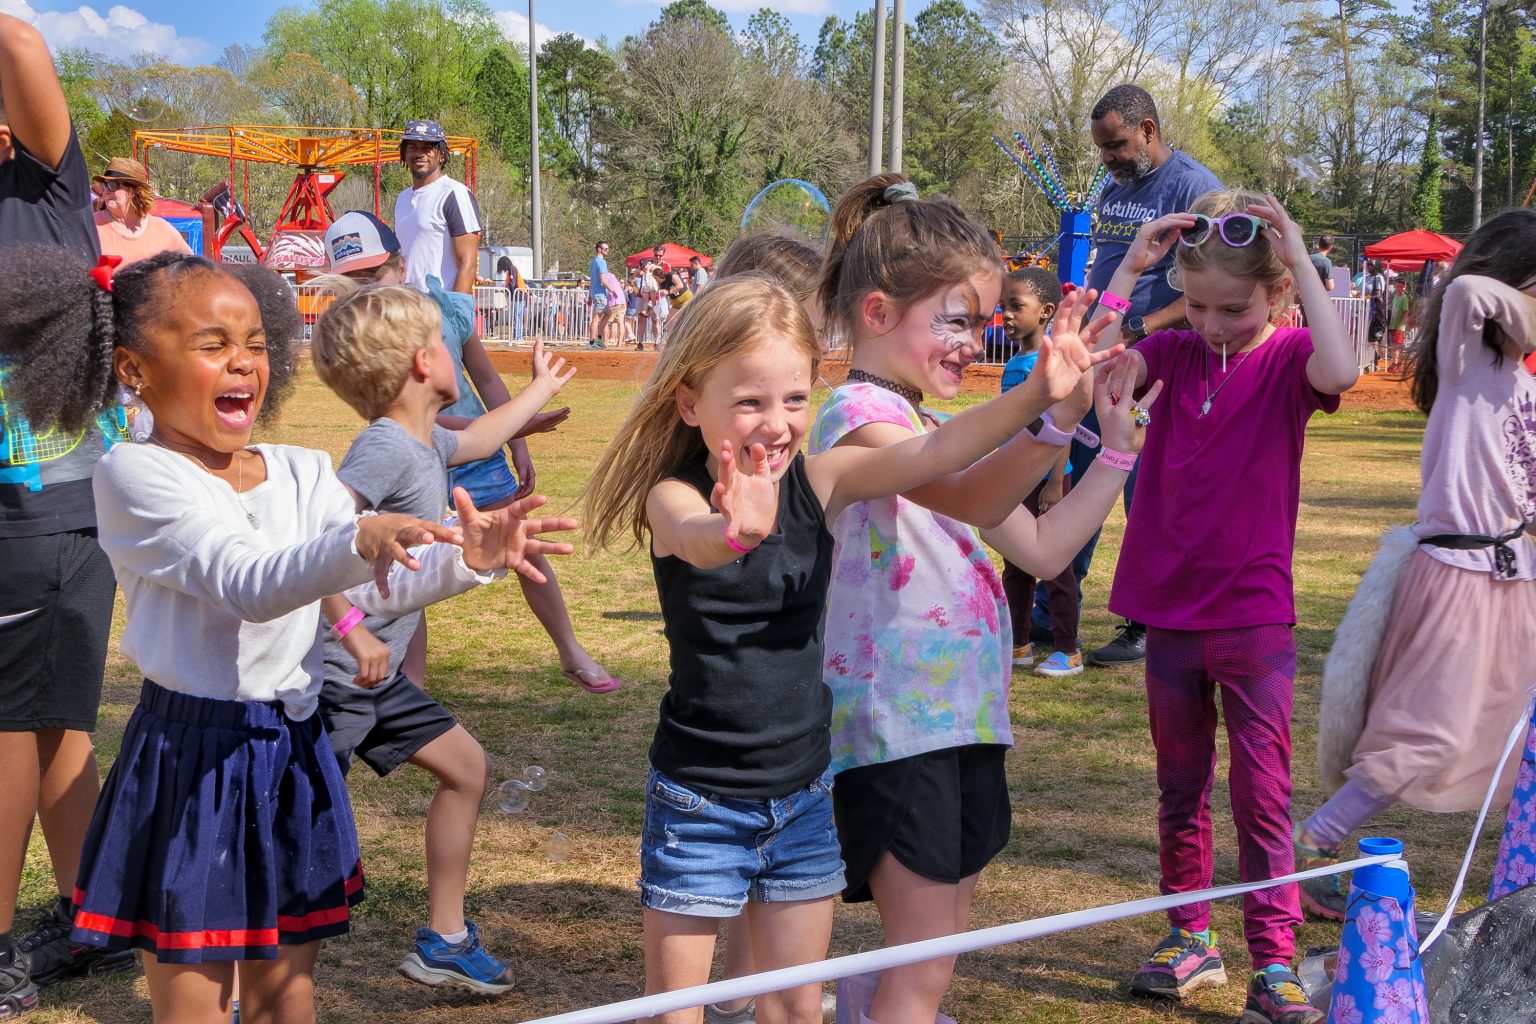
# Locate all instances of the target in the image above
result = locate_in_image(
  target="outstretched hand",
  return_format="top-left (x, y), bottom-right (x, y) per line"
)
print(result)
top-left (453, 486), bottom-right (579, 583)
top-left (709, 440), bottom-right (777, 552)
top-left (1095, 352), bottom-right (1164, 455)
top-left (355, 513), bottom-right (465, 597)
top-left (1028, 287), bottom-right (1124, 405)
top-left (530, 338), bottom-right (578, 394)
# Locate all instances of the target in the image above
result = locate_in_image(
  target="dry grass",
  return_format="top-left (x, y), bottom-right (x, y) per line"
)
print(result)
top-left (20, 378), bottom-right (1486, 1023)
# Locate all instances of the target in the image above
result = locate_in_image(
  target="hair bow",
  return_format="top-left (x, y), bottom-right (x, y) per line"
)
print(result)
top-left (89, 254), bottom-right (124, 292)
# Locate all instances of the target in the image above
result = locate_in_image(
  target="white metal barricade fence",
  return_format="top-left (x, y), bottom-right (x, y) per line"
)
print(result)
top-left (296, 284), bottom-right (597, 346)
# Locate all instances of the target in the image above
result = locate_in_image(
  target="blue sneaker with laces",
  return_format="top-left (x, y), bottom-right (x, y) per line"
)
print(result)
top-left (398, 920), bottom-right (515, 995)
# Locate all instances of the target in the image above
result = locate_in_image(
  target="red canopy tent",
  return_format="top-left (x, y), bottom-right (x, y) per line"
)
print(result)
top-left (626, 243), bottom-right (712, 270)
top-left (1363, 230), bottom-right (1463, 272)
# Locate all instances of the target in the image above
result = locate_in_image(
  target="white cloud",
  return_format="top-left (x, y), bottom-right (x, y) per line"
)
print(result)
top-left (494, 9), bottom-right (590, 51)
top-left (0, 0), bottom-right (209, 62)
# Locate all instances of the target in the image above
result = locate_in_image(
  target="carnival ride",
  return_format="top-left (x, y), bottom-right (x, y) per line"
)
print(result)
top-left (990, 132), bottom-right (1109, 284)
top-left (131, 125), bottom-right (478, 273)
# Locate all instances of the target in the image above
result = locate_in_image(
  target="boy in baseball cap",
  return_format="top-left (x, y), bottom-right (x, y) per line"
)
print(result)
top-left (323, 209), bottom-right (404, 282)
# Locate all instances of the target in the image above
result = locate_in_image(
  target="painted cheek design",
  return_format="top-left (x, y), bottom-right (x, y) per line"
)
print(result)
top-left (929, 310), bottom-right (974, 353)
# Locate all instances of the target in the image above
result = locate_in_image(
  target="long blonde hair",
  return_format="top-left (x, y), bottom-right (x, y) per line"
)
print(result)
top-left (583, 275), bottom-right (820, 551)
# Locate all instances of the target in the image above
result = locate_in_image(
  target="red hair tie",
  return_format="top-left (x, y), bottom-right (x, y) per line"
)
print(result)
top-left (89, 254), bottom-right (123, 292)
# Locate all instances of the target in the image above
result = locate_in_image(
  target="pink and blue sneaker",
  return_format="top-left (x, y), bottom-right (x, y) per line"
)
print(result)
top-left (1129, 928), bottom-right (1227, 999)
top-left (1241, 965), bottom-right (1324, 1024)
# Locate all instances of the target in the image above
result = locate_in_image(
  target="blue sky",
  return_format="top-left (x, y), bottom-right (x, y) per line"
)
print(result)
top-left (0, 0), bottom-right (883, 64)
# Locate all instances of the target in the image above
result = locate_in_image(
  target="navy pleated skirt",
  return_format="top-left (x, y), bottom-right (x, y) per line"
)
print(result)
top-left (71, 681), bottom-right (365, 963)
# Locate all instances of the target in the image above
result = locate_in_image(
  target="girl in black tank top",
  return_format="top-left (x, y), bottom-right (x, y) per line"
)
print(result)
top-left (582, 275), bottom-right (1109, 1023)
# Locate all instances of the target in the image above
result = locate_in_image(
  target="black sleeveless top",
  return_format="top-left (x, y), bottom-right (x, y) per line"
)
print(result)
top-left (649, 451), bottom-right (834, 799)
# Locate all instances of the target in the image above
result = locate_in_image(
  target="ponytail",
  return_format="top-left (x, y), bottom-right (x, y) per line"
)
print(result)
top-left (820, 173), bottom-right (999, 342)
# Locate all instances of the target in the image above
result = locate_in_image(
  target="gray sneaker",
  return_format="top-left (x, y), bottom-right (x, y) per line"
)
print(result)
top-left (703, 1001), bottom-right (754, 1024)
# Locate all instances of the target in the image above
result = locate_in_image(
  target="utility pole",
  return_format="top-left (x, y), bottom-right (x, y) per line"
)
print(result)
top-left (868, 1), bottom-right (885, 176)
top-left (888, 0), bottom-right (904, 172)
top-left (530, 0), bottom-right (543, 279)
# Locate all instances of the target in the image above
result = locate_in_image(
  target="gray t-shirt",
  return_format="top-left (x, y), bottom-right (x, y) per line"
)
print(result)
top-left (323, 418), bottom-right (458, 689)
top-left (1310, 252), bottom-right (1334, 288)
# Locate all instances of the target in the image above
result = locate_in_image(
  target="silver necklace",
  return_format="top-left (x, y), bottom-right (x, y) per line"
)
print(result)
top-left (1200, 346), bottom-right (1256, 417)
top-left (148, 434), bottom-right (260, 529)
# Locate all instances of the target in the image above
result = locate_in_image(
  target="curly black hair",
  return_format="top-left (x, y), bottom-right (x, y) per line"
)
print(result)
top-left (0, 246), bottom-right (301, 432)
top-left (1006, 265), bottom-right (1063, 302)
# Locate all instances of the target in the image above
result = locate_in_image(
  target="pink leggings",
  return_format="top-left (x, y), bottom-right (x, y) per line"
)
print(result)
top-left (1146, 624), bottom-right (1302, 967)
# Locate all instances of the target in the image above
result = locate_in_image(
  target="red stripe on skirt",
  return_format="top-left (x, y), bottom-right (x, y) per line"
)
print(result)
top-left (72, 863), bottom-right (363, 950)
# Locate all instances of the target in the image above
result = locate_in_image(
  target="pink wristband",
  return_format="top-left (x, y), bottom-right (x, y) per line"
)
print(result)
top-left (1033, 411), bottom-right (1073, 447)
top-left (1097, 446), bottom-right (1137, 471)
top-left (1098, 291), bottom-right (1132, 315)
top-left (332, 607), bottom-right (366, 639)
top-left (722, 522), bottom-right (757, 555)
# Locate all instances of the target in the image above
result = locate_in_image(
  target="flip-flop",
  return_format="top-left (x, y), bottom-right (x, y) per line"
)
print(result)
top-left (562, 667), bottom-right (622, 694)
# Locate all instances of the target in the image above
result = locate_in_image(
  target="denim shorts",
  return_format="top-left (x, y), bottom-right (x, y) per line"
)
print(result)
top-left (447, 454), bottom-right (519, 508)
top-left (638, 767), bottom-right (846, 918)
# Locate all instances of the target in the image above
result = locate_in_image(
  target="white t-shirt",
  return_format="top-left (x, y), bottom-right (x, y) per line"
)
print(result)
top-left (394, 174), bottom-right (482, 292)
top-left (94, 443), bottom-right (497, 718)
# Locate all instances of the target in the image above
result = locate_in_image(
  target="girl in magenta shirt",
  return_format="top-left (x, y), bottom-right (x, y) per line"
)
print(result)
top-left (1094, 190), bottom-right (1357, 1024)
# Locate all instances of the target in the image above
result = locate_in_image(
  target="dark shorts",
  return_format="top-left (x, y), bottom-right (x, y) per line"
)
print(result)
top-left (319, 674), bottom-right (458, 777)
top-left (832, 744), bottom-right (1011, 903)
top-left (0, 529), bottom-right (116, 731)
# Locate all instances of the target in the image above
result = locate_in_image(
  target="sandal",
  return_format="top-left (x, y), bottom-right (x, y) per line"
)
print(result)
top-left (562, 667), bottom-right (622, 694)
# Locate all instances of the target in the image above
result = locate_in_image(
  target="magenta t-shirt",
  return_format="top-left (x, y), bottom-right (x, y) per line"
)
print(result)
top-left (1109, 327), bottom-right (1340, 631)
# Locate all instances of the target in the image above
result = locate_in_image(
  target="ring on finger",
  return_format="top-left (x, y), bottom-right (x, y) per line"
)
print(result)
top-left (1132, 405), bottom-right (1151, 428)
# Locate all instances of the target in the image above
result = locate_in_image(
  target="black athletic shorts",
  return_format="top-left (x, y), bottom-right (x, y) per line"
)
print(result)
top-left (319, 673), bottom-right (458, 777)
top-left (0, 530), bottom-right (115, 732)
top-left (832, 743), bottom-right (1011, 903)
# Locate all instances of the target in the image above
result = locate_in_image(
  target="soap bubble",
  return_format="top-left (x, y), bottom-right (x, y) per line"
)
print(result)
top-left (127, 90), bottom-right (168, 123)
top-left (496, 779), bottom-right (530, 815)
top-left (544, 831), bottom-right (571, 862)
top-left (1165, 262), bottom-right (1184, 294)
top-left (740, 179), bottom-right (831, 244)
top-left (521, 765), bottom-right (547, 792)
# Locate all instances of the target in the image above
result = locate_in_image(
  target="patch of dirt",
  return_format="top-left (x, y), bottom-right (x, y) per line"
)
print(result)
top-left (485, 344), bottom-right (1420, 410)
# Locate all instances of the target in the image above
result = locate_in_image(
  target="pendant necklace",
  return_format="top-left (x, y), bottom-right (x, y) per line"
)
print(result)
top-left (148, 434), bottom-right (260, 528)
top-left (1200, 346), bottom-right (1256, 418)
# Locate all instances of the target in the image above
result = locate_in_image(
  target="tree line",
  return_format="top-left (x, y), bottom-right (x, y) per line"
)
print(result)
top-left (52, 0), bottom-right (1536, 273)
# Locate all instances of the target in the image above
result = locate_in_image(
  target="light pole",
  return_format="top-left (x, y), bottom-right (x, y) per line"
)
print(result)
top-left (529, 0), bottom-right (543, 280)
top-left (1473, 0), bottom-right (1506, 229)
top-left (888, 0), bottom-right (904, 173)
top-left (868, 1), bottom-right (885, 176)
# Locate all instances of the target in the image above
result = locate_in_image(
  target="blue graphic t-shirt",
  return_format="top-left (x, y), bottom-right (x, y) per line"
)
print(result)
top-left (1088, 150), bottom-right (1222, 319)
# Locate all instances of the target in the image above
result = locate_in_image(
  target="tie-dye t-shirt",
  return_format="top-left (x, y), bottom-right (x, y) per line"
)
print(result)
top-left (808, 381), bottom-right (1012, 773)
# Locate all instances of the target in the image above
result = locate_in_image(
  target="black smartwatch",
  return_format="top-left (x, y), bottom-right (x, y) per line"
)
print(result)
top-left (1124, 315), bottom-right (1149, 342)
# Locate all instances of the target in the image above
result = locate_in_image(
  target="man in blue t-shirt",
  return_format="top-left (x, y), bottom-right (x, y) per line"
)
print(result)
top-left (587, 240), bottom-right (614, 349)
top-left (1038, 83), bottom-right (1221, 668)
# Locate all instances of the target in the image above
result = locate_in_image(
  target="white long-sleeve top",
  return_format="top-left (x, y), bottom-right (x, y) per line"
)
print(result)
top-left (94, 442), bottom-right (498, 718)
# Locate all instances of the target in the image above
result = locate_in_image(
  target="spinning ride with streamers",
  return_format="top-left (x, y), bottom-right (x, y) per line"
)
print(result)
top-left (990, 132), bottom-right (1109, 286)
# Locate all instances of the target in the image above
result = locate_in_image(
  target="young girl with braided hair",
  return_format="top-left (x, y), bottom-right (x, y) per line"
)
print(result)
top-left (0, 245), bottom-right (576, 1023)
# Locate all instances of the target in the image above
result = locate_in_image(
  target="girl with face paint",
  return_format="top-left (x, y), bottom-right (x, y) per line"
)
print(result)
top-left (810, 174), bottom-right (1153, 1024)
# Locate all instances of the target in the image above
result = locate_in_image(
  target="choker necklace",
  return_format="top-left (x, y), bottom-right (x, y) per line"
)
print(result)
top-left (845, 367), bottom-right (923, 407)
top-left (148, 434), bottom-right (260, 529)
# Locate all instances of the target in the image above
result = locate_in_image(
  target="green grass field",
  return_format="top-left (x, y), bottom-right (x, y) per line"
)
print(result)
top-left (20, 374), bottom-right (1487, 1024)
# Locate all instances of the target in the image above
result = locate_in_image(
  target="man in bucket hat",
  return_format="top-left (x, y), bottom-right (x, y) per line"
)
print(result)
top-left (393, 119), bottom-right (481, 295)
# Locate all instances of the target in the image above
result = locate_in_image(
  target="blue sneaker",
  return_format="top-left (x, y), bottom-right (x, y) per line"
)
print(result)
top-left (397, 921), bottom-right (515, 995)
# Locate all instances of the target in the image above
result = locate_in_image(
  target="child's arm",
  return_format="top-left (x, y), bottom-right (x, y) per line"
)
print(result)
top-left (95, 447), bottom-right (464, 623)
top-left (983, 355), bottom-right (1164, 576)
top-left (449, 340), bottom-right (575, 465)
top-left (841, 303), bottom-right (1106, 528)
top-left (648, 441), bottom-right (778, 569)
top-left (0, 15), bottom-right (73, 169)
top-left (1247, 192), bottom-right (1359, 395)
top-left (319, 594), bottom-right (390, 688)
top-left (1038, 446), bottom-right (1071, 514)
top-left (808, 290), bottom-right (1121, 525)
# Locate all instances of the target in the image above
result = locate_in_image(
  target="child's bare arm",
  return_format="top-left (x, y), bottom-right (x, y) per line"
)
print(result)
top-left (450, 341), bottom-right (574, 465)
